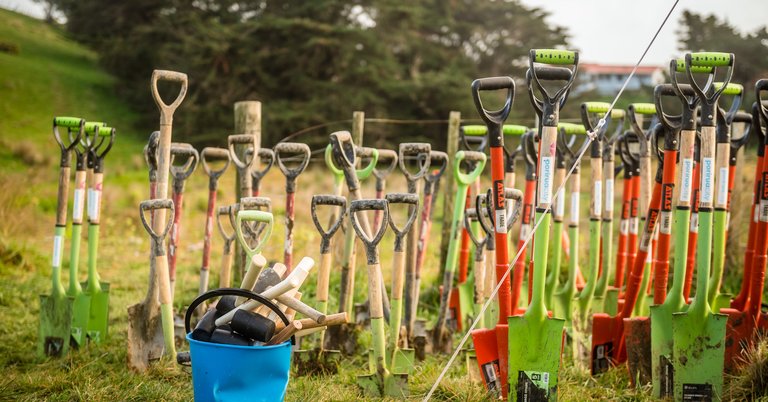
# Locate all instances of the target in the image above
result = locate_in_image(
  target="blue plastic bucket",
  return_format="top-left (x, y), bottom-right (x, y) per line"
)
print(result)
top-left (187, 334), bottom-right (292, 402)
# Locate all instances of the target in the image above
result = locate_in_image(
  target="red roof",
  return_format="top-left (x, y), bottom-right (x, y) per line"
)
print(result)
top-left (580, 63), bottom-right (661, 75)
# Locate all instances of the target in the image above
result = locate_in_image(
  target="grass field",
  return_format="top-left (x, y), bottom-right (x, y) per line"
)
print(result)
top-left (0, 8), bottom-right (765, 401)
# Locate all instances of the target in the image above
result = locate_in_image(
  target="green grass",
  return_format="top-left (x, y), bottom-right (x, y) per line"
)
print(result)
top-left (0, 7), bottom-right (765, 401)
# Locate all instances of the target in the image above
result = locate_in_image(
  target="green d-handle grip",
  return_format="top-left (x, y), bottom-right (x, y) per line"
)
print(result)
top-left (454, 150), bottom-right (486, 185)
top-left (688, 52), bottom-right (734, 67)
top-left (583, 102), bottom-right (625, 119)
top-left (227, 134), bottom-right (256, 169)
top-left (558, 122), bottom-right (586, 135)
top-left (629, 103), bottom-right (656, 116)
top-left (531, 49), bottom-right (578, 65)
top-left (471, 76), bottom-right (515, 126)
top-left (462, 125), bottom-right (487, 136)
top-left (54, 116), bottom-right (85, 129)
top-left (504, 124), bottom-right (529, 136)
top-left (714, 82), bottom-right (743, 96)
top-left (83, 121), bottom-right (106, 135)
top-left (53, 116), bottom-right (84, 160)
top-left (353, 146), bottom-right (379, 180)
top-left (674, 58), bottom-right (713, 73)
top-left (324, 144), bottom-right (379, 180)
top-left (235, 210), bottom-right (273, 256)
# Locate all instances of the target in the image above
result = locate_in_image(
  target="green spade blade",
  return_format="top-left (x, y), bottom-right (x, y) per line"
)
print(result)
top-left (458, 278), bottom-right (475, 325)
top-left (671, 312), bottom-right (727, 400)
top-left (573, 219), bottom-right (601, 368)
top-left (544, 220), bottom-right (564, 309)
top-left (553, 225), bottom-right (579, 328)
top-left (508, 211), bottom-right (564, 401)
top-left (392, 348), bottom-right (414, 375)
top-left (84, 223), bottom-right (109, 342)
top-left (38, 293), bottom-right (73, 358)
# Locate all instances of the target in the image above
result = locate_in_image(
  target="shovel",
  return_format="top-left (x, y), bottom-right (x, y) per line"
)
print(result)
top-left (433, 151), bottom-right (486, 353)
top-left (131, 199), bottom-right (175, 370)
top-left (68, 121), bottom-right (101, 348)
top-left (198, 147), bottom-right (231, 299)
top-left (506, 49), bottom-right (578, 401)
top-left (250, 148), bottom-right (274, 197)
top-left (274, 142), bottom-right (311, 272)
top-left (294, 194), bottom-right (346, 375)
top-left (372, 149), bottom-right (398, 232)
top-left (650, 60), bottom-right (707, 398)
top-left (168, 143), bottom-right (199, 301)
top-left (82, 125), bottom-right (115, 343)
top-left (38, 117), bottom-right (83, 358)
top-left (385, 193), bottom-right (419, 378)
top-left (671, 52), bottom-right (734, 401)
top-left (348, 198), bottom-right (406, 397)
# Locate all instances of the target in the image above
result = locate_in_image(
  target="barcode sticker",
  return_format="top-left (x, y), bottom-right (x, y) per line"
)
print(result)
top-left (540, 157), bottom-right (555, 205)
top-left (690, 213), bottom-right (699, 233)
top-left (660, 211), bottom-right (672, 234)
top-left (52, 235), bottom-right (63, 268)
top-left (620, 219), bottom-right (629, 235)
top-left (73, 188), bottom-right (85, 221)
top-left (717, 167), bottom-right (729, 206)
top-left (520, 224), bottom-right (532, 241)
top-left (594, 181), bottom-right (602, 216)
top-left (605, 179), bottom-right (614, 212)
top-left (700, 157), bottom-right (714, 204)
top-left (680, 159), bottom-right (694, 203)
top-left (630, 218), bottom-right (639, 234)
top-left (760, 200), bottom-right (768, 223)
top-left (89, 189), bottom-right (101, 221)
top-left (495, 209), bottom-right (507, 233)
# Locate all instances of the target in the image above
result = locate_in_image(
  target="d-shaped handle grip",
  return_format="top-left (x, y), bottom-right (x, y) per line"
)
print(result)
top-left (454, 150), bottom-right (486, 185)
top-left (398, 143), bottom-right (432, 181)
top-left (139, 199), bottom-right (175, 255)
top-left (235, 210), bottom-right (274, 257)
top-left (228, 134), bottom-right (256, 169)
top-left (201, 147), bottom-right (231, 179)
top-left (150, 70), bottom-right (188, 125)
top-left (349, 199), bottom-right (389, 264)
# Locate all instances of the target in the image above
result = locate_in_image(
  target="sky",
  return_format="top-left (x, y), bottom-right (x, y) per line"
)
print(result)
top-left (2, 0), bottom-right (766, 66)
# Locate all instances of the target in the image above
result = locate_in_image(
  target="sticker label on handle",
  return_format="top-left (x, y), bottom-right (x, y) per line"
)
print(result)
top-left (700, 157), bottom-right (714, 204)
top-left (680, 159), bottom-right (693, 203)
top-left (494, 180), bottom-right (506, 233)
top-left (570, 192), bottom-right (580, 224)
top-left (605, 179), bottom-right (614, 213)
top-left (90, 189), bottom-right (101, 221)
top-left (630, 218), bottom-right (639, 234)
top-left (73, 188), bottom-right (85, 221)
top-left (554, 188), bottom-right (565, 217)
top-left (539, 157), bottom-right (554, 205)
top-left (520, 224), bottom-right (532, 241)
top-left (760, 200), bottom-right (768, 223)
top-left (52, 235), bottom-right (63, 268)
top-left (717, 167), bottom-right (729, 206)
top-left (620, 219), bottom-right (629, 235)
top-left (659, 211), bottom-right (672, 235)
top-left (593, 181), bottom-right (602, 216)
top-left (690, 213), bottom-right (699, 233)
top-left (517, 370), bottom-right (550, 401)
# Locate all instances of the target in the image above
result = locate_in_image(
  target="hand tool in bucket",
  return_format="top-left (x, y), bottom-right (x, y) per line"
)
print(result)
top-left (650, 61), bottom-right (706, 398)
top-left (274, 142), bottom-right (311, 272)
top-left (433, 151), bottom-right (486, 353)
top-left (82, 124), bottom-right (116, 343)
top-left (706, 82), bottom-right (744, 312)
top-left (385, 193), bottom-right (419, 377)
top-left (135, 199), bottom-right (176, 365)
top-left (323, 143), bottom-right (378, 355)
top-left (127, 132), bottom-right (164, 370)
top-left (466, 72), bottom-right (517, 399)
top-left (411, 150), bottom-right (448, 349)
top-left (198, 147), bottom-right (231, 301)
top-left (671, 51), bottom-right (734, 401)
top-left (722, 80), bottom-right (768, 372)
top-left (249, 148), bottom-right (274, 197)
top-left (551, 123), bottom-right (587, 328)
top-left (506, 49), bottom-right (578, 401)
top-left (183, 288), bottom-right (294, 402)
top-left (147, 69), bottom-right (189, 362)
top-left (295, 195), bottom-right (346, 375)
top-left (590, 103), bottom-right (657, 376)
top-left (168, 143), bottom-right (199, 302)
top-left (68, 121), bottom-right (101, 348)
top-left (397, 143), bottom-right (431, 338)
top-left (571, 102), bottom-right (609, 371)
top-left (372, 149), bottom-right (398, 232)
top-left (348, 198), bottom-right (404, 397)
top-left (38, 117), bottom-right (83, 358)
top-left (234, 209), bottom-right (273, 304)
top-left (328, 133), bottom-right (389, 327)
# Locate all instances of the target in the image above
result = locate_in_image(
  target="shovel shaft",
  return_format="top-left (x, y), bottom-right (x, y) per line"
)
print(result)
top-left (200, 188), bottom-right (217, 294)
top-left (220, 240), bottom-right (233, 288)
top-left (654, 149), bottom-right (678, 304)
top-left (155, 252), bottom-right (176, 356)
top-left (168, 189), bottom-right (184, 297)
top-left (435, 183), bottom-right (471, 333)
top-left (732, 155), bottom-right (762, 309)
top-left (684, 163), bottom-right (701, 300)
top-left (626, 175), bottom-right (640, 293)
top-left (511, 178), bottom-right (535, 312)
top-left (614, 177), bottom-right (631, 291)
top-left (317, 252), bottom-right (332, 304)
top-left (284, 191), bottom-right (296, 272)
top-left (409, 190), bottom-right (434, 333)
top-left (623, 180), bottom-right (662, 319)
top-left (596, 158), bottom-right (614, 300)
top-left (458, 188), bottom-right (472, 283)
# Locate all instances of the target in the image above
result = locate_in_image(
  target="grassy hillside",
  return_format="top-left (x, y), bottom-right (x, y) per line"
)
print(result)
top-left (0, 7), bottom-right (762, 401)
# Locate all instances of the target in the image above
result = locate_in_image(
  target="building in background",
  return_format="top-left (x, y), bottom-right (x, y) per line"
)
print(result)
top-left (577, 63), bottom-right (665, 95)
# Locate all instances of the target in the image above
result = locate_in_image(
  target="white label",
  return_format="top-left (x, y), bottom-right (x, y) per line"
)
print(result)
top-left (646, 241), bottom-right (653, 263)
top-left (726, 211), bottom-right (731, 227)
top-left (495, 209), bottom-right (507, 233)
top-left (630, 218), bottom-right (639, 234)
top-left (700, 157), bottom-right (714, 204)
top-left (620, 219), bottom-right (629, 235)
top-left (690, 213), bottom-right (699, 233)
top-left (717, 167), bottom-right (729, 206)
top-left (594, 181), bottom-right (602, 216)
top-left (87, 188), bottom-right (94, 218)
top-left (539, 157), bottom-right (554, 205)
top-left (660, 211), bottom-right (672, 234)
top-left (554, 188), bottom-right (565, 217)
top-left (680, 159), bottom-right (694, 203)
top-left (760, 200), bottom-right (768, 223)
top-left (605, 179), bottom-right (614, 213)
top-left (570, 192), bottom-right (580, 223)
top-left (520, 224), bottom-right (532, 241)
top-left (73, 188), bottom-right (85, 221)
top-left (52, 235), bottom-right (63, 268)
top-left (89, 189), bottom-right (101, 221)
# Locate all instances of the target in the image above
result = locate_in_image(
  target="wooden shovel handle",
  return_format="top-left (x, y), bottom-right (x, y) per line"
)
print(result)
top-left (267, 321), bottom-right (302, 345)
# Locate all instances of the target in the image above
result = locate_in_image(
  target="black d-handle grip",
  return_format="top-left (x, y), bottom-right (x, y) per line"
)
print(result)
top-left (535, 66), bottom-right (573, 81)
top-left (471, 76), bottom-right (515, 127)
top-left (274, 142), bottom-right (311, 185)
top-left (349, 199), bottom-right (389, 264)
top-left (385, 193), bottom-right (419, 251)
top-left (170, 143), bottom-right (199, 182)
top-left (654, 83), bottom-right (694, 133)
top-left (139, 199), bottom-right (175, 254)
top-left (311, 195), bottom-right (347, 254)
top-left (228, 134), bottom-right (256, 169)
top-left (398, 143), bottom-right (432, 182)
top-left (184, 288), bottom-right (293, 343)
